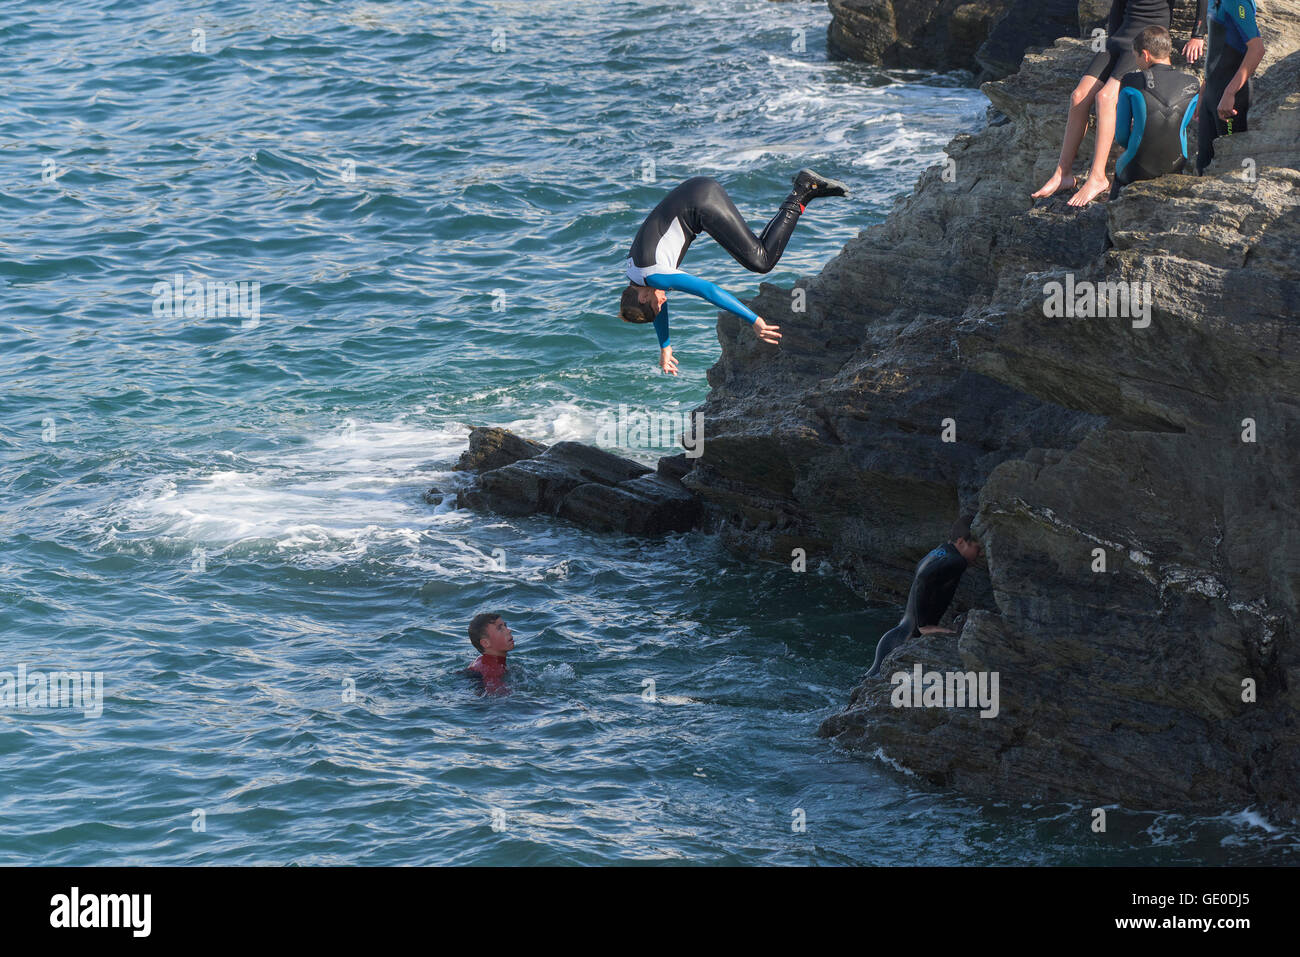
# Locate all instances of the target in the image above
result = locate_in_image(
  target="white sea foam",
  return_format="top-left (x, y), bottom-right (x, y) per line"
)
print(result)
top-left (110, 419), bottom-right (470, 553)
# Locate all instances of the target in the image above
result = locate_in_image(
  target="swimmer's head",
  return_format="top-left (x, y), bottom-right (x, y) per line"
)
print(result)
top-left (619, 283), bottom-right (665, 324)
top-left (1134, 25), bottom-right (1173, 66)
top-left (949, 515), bottom-right (982, 565)
top-left (469, 611), bottom-right (515, 656)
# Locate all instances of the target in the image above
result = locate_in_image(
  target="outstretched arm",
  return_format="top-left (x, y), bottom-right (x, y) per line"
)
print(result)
top-left (645, 271), bottom-right (782, 347)
top-left (652, 303), bottom-right (678, 375)
top-left (652, 301), bottom-right (671, 349)
top-left (646, 271), bottom-right (760, 323)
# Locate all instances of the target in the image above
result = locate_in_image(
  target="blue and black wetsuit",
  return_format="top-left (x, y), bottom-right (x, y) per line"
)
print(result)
top-left (625, 176), bottom-right (803, 348)
top-left (1197, 0), bottom-right (1260, 174)
top-left (1111, 64), bottom-right (1200, 197)
top-left (865, 542), bottom-right (969, 678)
top-left (1086, 0), bottom-right (1206, 83)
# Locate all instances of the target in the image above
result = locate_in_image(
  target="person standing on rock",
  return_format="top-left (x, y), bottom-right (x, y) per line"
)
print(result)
top-left (1031, 0), bottom-right (1205, 206)
top-left (864, 517), bottom-right (983, 679)
top-left (1111, 26), bottom-right (1203, 197)
top-left (1195, 0), bottom-right (1264, 174)
top-left (618, 170), bottom-right (849, 376)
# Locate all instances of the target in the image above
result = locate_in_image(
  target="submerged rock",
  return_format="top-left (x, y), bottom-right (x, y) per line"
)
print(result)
top-left (448, 429), bottom-right (702, 536)
top-left (694, 8), bottom-right (1300, 812)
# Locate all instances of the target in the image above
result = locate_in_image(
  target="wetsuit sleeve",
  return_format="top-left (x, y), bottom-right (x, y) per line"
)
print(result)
top-left (1180, 93), bottom-right (1198, 157)
top-left (1233, 1), bottom-right (1260, 41)
top-left (1115, 80), bottom-right (1135, 148)
top-left (645, 271), bottom-right (759, 324)
top-left (1191, 0), bottom-right (1207, 38)
top-left (653, 302), bottom-right (671, 349)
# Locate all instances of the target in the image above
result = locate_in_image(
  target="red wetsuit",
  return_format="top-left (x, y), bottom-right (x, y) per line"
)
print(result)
top-left (468, 654), bottom-right (507, 695)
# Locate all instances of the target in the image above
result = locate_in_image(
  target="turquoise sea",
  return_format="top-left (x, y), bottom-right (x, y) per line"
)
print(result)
top-left (1, 0), bottom-right (1294, 864)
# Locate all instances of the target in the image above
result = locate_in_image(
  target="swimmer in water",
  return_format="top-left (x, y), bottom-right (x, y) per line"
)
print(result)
top-left (1031, 0), bottom-right (1205, 206)
top-left (467, 611), bottom-right (514, 696)
top-left (864, 516), bottom-right (983, 679)
top-left (1110, 27), bottom-right (1202, 199)
top-left (618, 170), bottom-right (849, 375)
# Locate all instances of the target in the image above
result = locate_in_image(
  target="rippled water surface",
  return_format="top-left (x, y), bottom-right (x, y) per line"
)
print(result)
top-left (1, 0), bottom-right (1294, 864)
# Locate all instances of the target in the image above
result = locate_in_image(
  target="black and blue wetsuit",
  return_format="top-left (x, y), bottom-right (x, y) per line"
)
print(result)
top-left (1086, 0), bottom-right (1206, 82)
top-left (1197, 0), bottom-right (1260, 174)
top-left (865, 542), bottom-right (970, 678)
top-left (1111, 64), bottom-right (1201, 197)
top-left (625, 176), bottom-right (803, 349)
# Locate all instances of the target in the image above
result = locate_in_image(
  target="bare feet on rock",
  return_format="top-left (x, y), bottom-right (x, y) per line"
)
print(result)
top-left (1067, 175), bottom-right (1110, 207)
top-left (1031, 170), bottom-right (1077, 199)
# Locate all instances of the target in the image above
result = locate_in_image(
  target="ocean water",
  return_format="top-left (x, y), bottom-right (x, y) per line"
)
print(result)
top-left (0, 0), bottom-right (1293, 865)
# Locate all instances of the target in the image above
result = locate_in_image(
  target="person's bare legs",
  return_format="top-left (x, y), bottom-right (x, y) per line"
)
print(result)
top-left (1032, 75), bottom-right (1104, 199)
top-left (1069, 76), bottom-right (1121, 206)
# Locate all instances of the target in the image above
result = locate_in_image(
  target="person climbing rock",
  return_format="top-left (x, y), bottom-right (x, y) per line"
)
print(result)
top-left (865, 516), bottom-right (983, 679)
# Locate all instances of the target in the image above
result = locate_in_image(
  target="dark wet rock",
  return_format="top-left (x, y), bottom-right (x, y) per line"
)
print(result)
top-left (827, 0), bottom-right (1204, 81)
top-left (828, 0), bottom-right (1011, 72)
top-left (454, 426), bottom-right (548, 473)
top-left (976, 0), bottom-right (1081, 81)
top-left (450, 432), bottom-right (703, 536)
top-left (827, 0), bottom-right (1078, 80)
top-left (559, 472), bottom-right (702, 535)
top-left (656, 452), bottom-right (694, 483)
top-left (688, 10), bottom-right (1300, 813)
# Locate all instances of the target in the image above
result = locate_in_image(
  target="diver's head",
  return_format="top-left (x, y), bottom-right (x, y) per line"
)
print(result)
top-left (469, 611), bottom-right (515, 656)
top-left (949, 515), bottom-right (983, 565)
top-left (619, 282), bottom-right (665, 324)
top-left (1134, 25), bottom-right (1173, 67)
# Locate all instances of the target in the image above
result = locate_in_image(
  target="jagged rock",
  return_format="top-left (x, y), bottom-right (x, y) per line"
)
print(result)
top-left (827, 0), bottom-right (1080, 80)
top-left (687, 36), bottom-right (1110, 604)
top-left (828, 0), bottom-right (1011, 72)
top-left (559, 473), bottom-right (702, 535)
top-left (451, 436), bottom-right (703, 536)
top-left (827, 0), bottom-right (1211, 81)
top-left (976, 0), bottom-right (1081, 81)
top-left (657, 452), bottom-right (694, 483)
top-left (454, 426), bottom-right (548, 473)
top-left (695, 7), bottom-right (1300, 812)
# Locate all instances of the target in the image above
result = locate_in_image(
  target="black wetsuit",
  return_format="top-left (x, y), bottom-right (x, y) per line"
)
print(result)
top-left (1196, 0), bottom-right (1259, 174)
top-left (865, 542), bottom-right (969, 678)
top-left (1111, 64), bottom-right (1201, 197)
top-left (1086, 0), bottom-right (1206, 82)
top-left (625, 176), bottom-right (805, 347)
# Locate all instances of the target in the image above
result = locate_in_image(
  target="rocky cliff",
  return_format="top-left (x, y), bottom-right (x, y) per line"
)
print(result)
top-left (827, 0), bottom-right (1204, 81)
top-left (690, 6), bottom-right (1300, 811)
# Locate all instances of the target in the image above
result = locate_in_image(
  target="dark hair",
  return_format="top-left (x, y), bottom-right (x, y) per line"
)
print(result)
top-left (468, 611), bottom-right (503, 652)
top-left (949, 515), bottom-right (976, 543)
top-left (619, 283), bottom-right (655, 324)
top-left (1134, 25), bottom-right (1172, 60)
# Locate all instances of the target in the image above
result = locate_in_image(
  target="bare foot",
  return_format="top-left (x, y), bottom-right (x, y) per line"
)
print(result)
top-left (1031, 171), bottom-right (1076, 199)
top-left (1067, 175), bottom-right (1110, 207)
